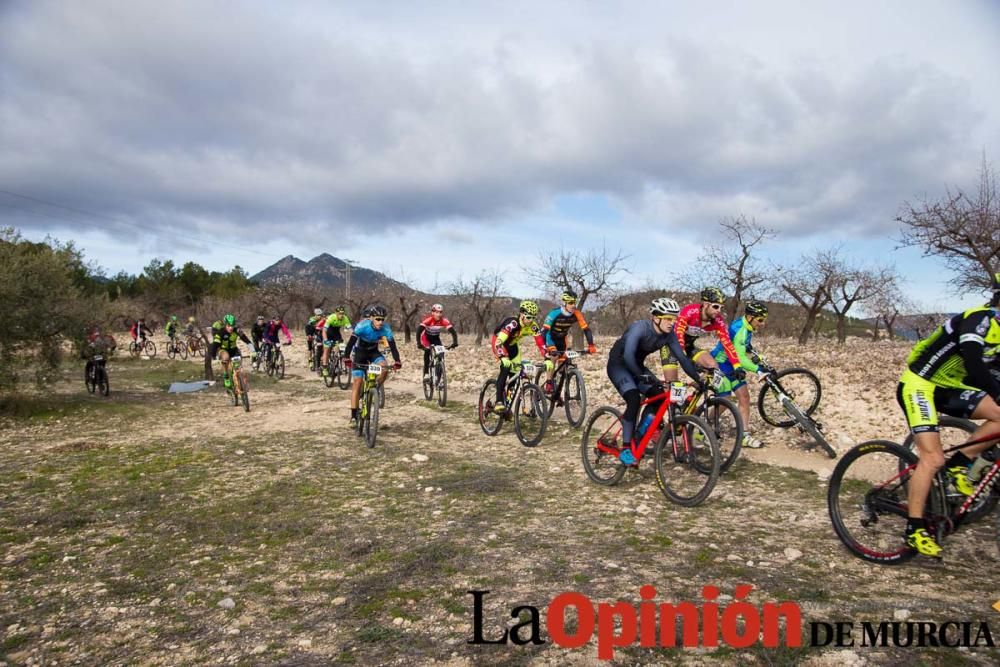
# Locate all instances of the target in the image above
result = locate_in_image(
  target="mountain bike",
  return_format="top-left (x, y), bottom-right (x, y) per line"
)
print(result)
top-left (229, 356), bottom-right (250, 412)
top-left (165, 335), bottom-right (188, 360)
top-left (324, 343), bottom-right (351, 390)
top-left (84, 354), bottom-right (110, 396)
top-left (828, 433), bottom-right (1000, 564)
top-left (756, 364), bottom-right (834, 458)
top-left (581, 381), bottom-right (720, 506)
top-left (422, 344), bottom-right (452, 407)
top-left (308, 336), bottom-right (320, 372)
top-left (259, 341), bottom-right (285, 379)
top-left (355, 363), bottom-right (383, 448)
top-left (478, 359), bottom-right (548, 447)
top-left (186, 334), bottom-right (205, 358)
top-left (533, 349), bottom-right (589, 427)
top-left (128, 337), bottom-right (157, 359)
top-left (682, 369), bottom-right (744, 473)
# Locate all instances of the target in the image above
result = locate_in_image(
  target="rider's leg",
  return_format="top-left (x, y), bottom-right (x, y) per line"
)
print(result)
top-left (220, 350), bottom-right (232, 388)
top-left (495, 359), bottom-right (513, 406)
top-left (423, 348), bottom-right (432, 377)
top-left (964, 396), bottom-right (1000, 455)
top-left (907, 430), bottom-right (945, 523)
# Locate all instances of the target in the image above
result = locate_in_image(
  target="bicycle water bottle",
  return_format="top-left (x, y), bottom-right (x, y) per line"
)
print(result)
top-left (967, 447), bottom-right (998, 484)
top-left (637, 413), bottom-right (655, 438)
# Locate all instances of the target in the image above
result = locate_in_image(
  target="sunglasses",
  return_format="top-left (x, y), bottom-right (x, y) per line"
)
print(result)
top-left (373, 317), bottom-right (385, 322)
top-left (521, 314), bottom-right (535, 321)
top-left (656, 316), bottom-right (678, 325)
top-left (706, 303), bottom-right (724, 310)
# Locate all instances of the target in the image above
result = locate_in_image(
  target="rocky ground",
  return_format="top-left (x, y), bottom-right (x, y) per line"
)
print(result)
top-left (1, 334), bottom-right (998, 666)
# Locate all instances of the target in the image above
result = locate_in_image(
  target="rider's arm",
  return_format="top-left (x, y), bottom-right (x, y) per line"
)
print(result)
top-left (710, 317), bottom-right (742, 368)
top-left (237, 329), bottom-right (253, 346)
top-left (665, 332), bottom-right (702, 382)
top-left (959, 313), bottom-right (1000, 398)
top-left (731, 323), bottom-right (759, 373)
top-left (387, 337), bottom-right (401, 364)
top-left (622, 324), bottom-right (645, 378)
top-left (343, 333), bottom-right (359, 358)
top-left (542, 310), bottom-right (557, 347)
top-left (574, 310), bottom-right (595, 346)
top-left (448, 325), bottom-right (458, 347)
top-left (280, 322), bottom-right (292, 343)
top-left (416, 323), bottom-right (427, 347)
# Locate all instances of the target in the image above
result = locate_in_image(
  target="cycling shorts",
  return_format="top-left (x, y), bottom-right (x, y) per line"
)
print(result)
top-left (324, 329), bottom-right (345, 347)
top-left (896, 369), bottom-right (986, 434)
top-left (661, 335), bottom-right (706, 370)
top-left (607, 360), bottom-right (658, 397)
top-left (352, 346), bottom-right (386, 378)
top-left (713, 360), bottom-right (747, 396)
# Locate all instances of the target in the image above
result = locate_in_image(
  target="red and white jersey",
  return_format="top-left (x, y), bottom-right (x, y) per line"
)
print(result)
top-left (420, 315), bottom-right (453, 337)
top-left (674, 303), bottom-right (741, 367)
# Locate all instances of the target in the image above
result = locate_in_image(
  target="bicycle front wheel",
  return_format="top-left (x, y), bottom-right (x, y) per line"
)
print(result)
top-left (478, 379), bottom-right (504, 436)
top-left (654, 414), bottom-right (720, 507)
top-left (275, 350), bottom-right (285, 379)
top-left (697, 396), bottom-right (743, 473)
top-left (178, 341), bottom-right (188, 360)
top-left (365, 389), bottom-right (379, 448)
top-left (97, 366), bottom-right (110, 396)
top-left (129, 342), bottom-right (139, 358)
top-left (827, 440), bottom-right (921, 565)
top-left (167, 342), bottom-right (177, 360)
top-left (144, 340), bottom-right (157, 358)
top-left (84, 363), bottom-right (96, 394)
top-left (436, 361), bottom-right (447, 407)
top-left (514, 383), bottom-right (548, 447)
top-left (758, 368), bottom-right (821, 427)
top-left (336, 357), bottom-right (351, 390)
top-left (580, 406), bottom-right (627, 486)
top-left (564, 369), bottom-right (587, 428)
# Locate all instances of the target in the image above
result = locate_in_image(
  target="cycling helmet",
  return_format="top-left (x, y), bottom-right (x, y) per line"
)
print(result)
top-left (519, 300), bottom-right (540, 317)
top-left (560, 289), bottom-right (578, 304)
top-left (370, 304), bottom-right (388, 319)
top-left (745, 300), bottom-right (769, 317)
top-left (256, 314), bottom-right (265, 321)
top-left (273, 314), bottom-right (282, 321)
top-left (701, 286), bottom-right (725, 304)
top-left (314, 307), bottom-right (323, 316)
top-left (223, 314), bottom-right (236, 326)
top-left (650, 297), bottom-right (680, 316)
top-left (431, 303), bottom-right (444, 313)
top-left (336, 305), bottom-right (346, 314)
top-left (188, 316), bottom-right (195, 323)
top-left (171, 315), bottom-right (178, 321)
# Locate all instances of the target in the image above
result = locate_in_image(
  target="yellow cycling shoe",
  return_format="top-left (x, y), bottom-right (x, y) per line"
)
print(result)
top-left (906, 528), bottom-right (942, 557)
top-left (946, 466), bottom-right (975, 496)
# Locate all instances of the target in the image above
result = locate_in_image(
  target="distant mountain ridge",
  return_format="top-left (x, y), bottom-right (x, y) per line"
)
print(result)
top-left (251, 253), bottom-right (406, 291)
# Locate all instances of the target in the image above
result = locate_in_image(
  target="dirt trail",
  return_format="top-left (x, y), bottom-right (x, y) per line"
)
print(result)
top-left (1, 335), bottom-right (998, 666)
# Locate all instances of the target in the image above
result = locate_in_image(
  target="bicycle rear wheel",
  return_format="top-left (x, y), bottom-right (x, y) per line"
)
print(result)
top-left (827, 440), bottom-right (923, 565)
top-left (564, 369), bottom-right (587, 428)
top-left (336, 357), bottom-right (351, 390)
top-left (514, 383), bottom-right (547, 447)
top-left (696, 396), bottom-right (743, 473)
top-left (178, 341), bottom-right (188, 360)
top-left (654, 414), bottom-right (720, 507)
top-left (143, 340), bottom-right (157, 358)
top-left (97, 365), bottom-right (110, 396)
top-left (478, 379), bottom-right (504, 436)
top-left (84, 362), bottom-right (96, 394)
top-left (275, 350), bottom-right (285, 379)
top-left (365, 390), bottom-right (379, 448)
top-left (129, 342), bottom-right (139, 358)
top-left (758, 368), bottom-right (821, 427)
top-left (580, 406), bottom-right (627, 485)
top-left (423, 356), bottom-right (434, 400)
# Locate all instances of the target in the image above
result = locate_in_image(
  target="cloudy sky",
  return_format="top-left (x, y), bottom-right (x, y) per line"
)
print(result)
top-left (2, 1), bottom-right (998, 311)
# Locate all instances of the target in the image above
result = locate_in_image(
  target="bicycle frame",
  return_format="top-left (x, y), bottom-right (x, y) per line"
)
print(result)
top-left (593, 382), bottom-right (689, 461)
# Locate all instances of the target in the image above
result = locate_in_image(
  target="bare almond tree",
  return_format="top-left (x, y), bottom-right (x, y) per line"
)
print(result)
top-left (449, 270), bottom-right (506, 345)
top-left (524, 245), bottom-right (629, 311)
top-left (824, 264), bottom-right (896, 344)
top-left (680, 215), bottom-right (776, 320)
top-left (779, 249), bottom-right (839, 345)
top-left (898, 153), bottom-right (1000, 293)
top-left (869, 279), bottom-right (910, 341)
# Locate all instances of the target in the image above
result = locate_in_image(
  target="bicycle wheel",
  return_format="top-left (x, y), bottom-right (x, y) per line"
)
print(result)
top-left (178, 341), bottom-right (188, 360)
top-left (436, 361), bottom-right (448, 408)
top-left (378, 382), bottom-right (385, 409)
top-left (167, 342), bottom-right (177, 359)
top-left (129, 342), bottom-right (139, 358)
top-left (782, 396), bottom-right (837, 459)
top-left (902, 417), bottom-right (998, 523)
top-left (97, 365), bottom-right (110, 396)
top-left (696, 396), bottom-right (743, 474)
top-left (654, 414), bottom-right (720, 507)
top-left (143, 340), bottom-right (157, 358)
top-left (758, 368), bottom-right (821, 427)
top-left (337, 357), bottom-right (351, 390)
top-left (580, 406), bottom-right (627, 485)
top-left (478, 379), bottom-right (504, 436)
top-left (231, 377), bottom-right (239, 406)
top-left (84, 362), bottom-right (96, 394)
top-left (422, 358), bottom-right (434, 400)
top-left (275, 350), bottom-right (285, 379)
top-left (239, 372), bottom-right (250, 412)
top-left (514, 383), bottom-right (548, 447)
top-left (827, 440), bottom-right (926, 565)
top-left (365, 390), bottom-right (379, 448)
top-left (564, 369), bottom-right (587, 428)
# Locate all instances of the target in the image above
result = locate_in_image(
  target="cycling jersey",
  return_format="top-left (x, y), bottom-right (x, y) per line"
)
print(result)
top-left (305, 315), bottom-right (325, 338)
top-left (264, 320), bottom-right (292, 344)
top-left (344, 319), bottom-right (400, 363)
top-left (130, 322), bottom-right (151, 340)
top-left (542, 307), bottom-right (594, 348)
top-left (212, 323), bottom-right (252, 353)
top-left (165, 322), bottom-right (178, 338)
top-left (608, 319), bottom-right (700, 394)
top-left (711, 316), bottom-right (760, 372)
top-left (662, 303), bottom-right (741, 368)
top-left (418, 315), bottom-right (458, 348)
top-left (492, 316), bottom-right (545, 356)
top-left (324, 313), bottom-right (352, 332)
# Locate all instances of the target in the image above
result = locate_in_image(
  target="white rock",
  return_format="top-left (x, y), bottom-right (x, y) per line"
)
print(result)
top-left (635, 504), bottom-right (651, 515)
top-left (332, 597), bottom-right (347, 606)
top-left (893, 609), bottom-right (911, 621)
top-left (217, 597), bottom-right (236, 610)
top-left (783, 548), bottom-right (803, 562)
top-left (412, 454), bottom-right (429, 462)
top-left (235, 449), bottom-right (245, 455)
top-left (424, 487), bottom-right (434, 493)
top-left (298, 638), bottom-right (312, 648)
top-left (393, 617), bottom-right (404, 626)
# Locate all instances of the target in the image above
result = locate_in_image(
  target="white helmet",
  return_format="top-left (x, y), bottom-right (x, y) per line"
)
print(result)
top-left (431, 303), bottom-right (444, 313)
top-left (314, 308), bottom-right (323, 316)
top-left (650, 297), bottom-right (680, 317)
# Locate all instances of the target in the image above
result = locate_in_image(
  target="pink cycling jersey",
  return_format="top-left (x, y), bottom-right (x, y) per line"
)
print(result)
top-left (673, 303), bottom-right (741, 367)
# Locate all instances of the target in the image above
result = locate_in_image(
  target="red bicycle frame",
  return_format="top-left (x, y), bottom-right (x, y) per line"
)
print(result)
top-left (594, 382), bottom-right (689, 462)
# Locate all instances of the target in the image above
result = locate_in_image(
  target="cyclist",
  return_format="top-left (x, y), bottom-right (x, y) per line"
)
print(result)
top-left (184, 316), bottom-right (198, 337)
top-left (210, 314), bottom-right (253, 390)
top-left (305, 308), bottom-right (325, 361)
top-left (607, 298), bottom-right (705, 465)
top-left (250, 315), bottom-right (267, 358)
top-left (165, 316), bottom-right (180, 348)
top-left (321, 306), bottom-right (353, 375)
top-left (130, 318), bottom-right (152, 347)
top-left (417, 304), bottom-right (458, 381)
top-left (82, 325), bottom-right (115, 380)
top-left (260, 315), bottom-right (293, 367)
top-left (662, 287), bottom-right (744, 384)
top-left (343, 304), bottom-right (401, 424)
top-left (897, 305), bottom-right (1000, 556)
top-left (540, 289), bottom-right (597, 394)
top-left (490, 300), bottom-right (547, 414)
top-left (709, 300), bottom-right (770, 449)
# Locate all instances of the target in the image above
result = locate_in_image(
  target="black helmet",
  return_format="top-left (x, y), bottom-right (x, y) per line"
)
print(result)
top-left (370, 304), bottom-right (388, 319)
top-left (745, 300), bottom-right (769, 317)
top-left (701, 287), bottom-right (725, 303)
